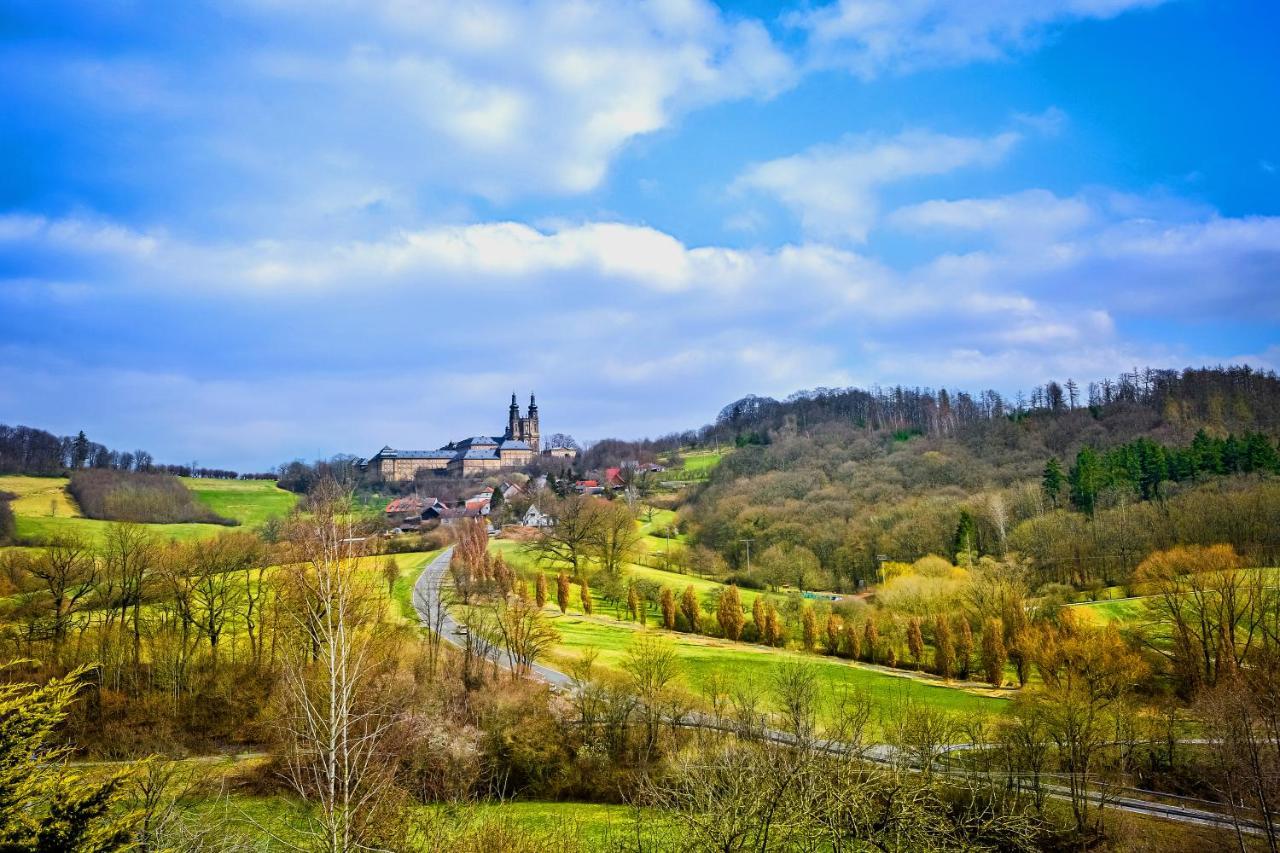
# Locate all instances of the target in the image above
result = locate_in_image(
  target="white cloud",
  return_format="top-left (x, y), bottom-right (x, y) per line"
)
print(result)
top-left (4, 194), bottom-right (1277, 465)
top-left (141, 0), bottom-right (796, 205)
top-left (733, 129), bottom-right (1022, 241)
top-left (890, 189), bottom-right (1095, 243)
top-left (791, 0), bottom-right (1172, 77)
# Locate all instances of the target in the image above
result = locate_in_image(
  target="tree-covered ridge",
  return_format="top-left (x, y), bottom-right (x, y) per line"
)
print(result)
top-left (684, 366), bottom-right (1280, 591)
top-left (1053, 429), bottom-right (1280, 512)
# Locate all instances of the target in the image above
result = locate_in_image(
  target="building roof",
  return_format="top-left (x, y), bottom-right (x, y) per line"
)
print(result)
top-left (499, 439), bottom-right (532, 451)
top-left (376, 448), bottom-right (454, 460)
top-left (385, 496), bottom-right (436, 514)
top-left (461, 448), bottom-right (499, 460)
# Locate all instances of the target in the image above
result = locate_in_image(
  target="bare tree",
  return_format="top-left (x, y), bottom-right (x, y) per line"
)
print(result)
top-left (492, 596), bottom-right (560, 679)
top-left (277, 480), bottom-right (402, 853)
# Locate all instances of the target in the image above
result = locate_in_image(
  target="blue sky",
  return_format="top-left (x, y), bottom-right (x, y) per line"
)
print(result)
top-left (2, 0), bottom-right (1278, 470)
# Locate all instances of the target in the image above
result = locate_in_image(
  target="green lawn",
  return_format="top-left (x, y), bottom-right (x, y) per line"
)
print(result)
top-left (1070, 596), bottom-right (1155, 627)
top-left (181, 477), bottom-right (298, 528)
top-left (543, 614), bottom-right (1007, 729)
top-left (1, 474), bottom-right (297, 547)
top-left (390, 550), bottom-right (443, 621)
top-left (675, 448), bottom-right (727, 473)
top-left (184, 794), bottom-right (675, 851)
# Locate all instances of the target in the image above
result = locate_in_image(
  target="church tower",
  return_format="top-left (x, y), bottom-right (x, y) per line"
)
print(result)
top-left (506, 392), bottom-right (520, 441)
top-left (526, 393), bottom-right (540, 451)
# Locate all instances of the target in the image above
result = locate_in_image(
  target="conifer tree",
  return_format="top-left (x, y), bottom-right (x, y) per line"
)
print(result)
top-left (801, 606), bottom-right (817, 651)
top-left (933, 615), bottom-right (955, 679)
top-left (981, 618), bottom-right (1007, 687)
top-left (580, 575), bottom-right (593, 615)
top-left (535, 572), bottom-right (548, 609)
top-left (556, 571), bottom-right (570, 614)
top-left (660, 586), bottom-right (677, 630)
top-left (0, 667), bottom-right (137, 851)
top-left (955, 616), bottom-right (974, 679)
top-left (765, 603), bottom-right (783, 647)
top-left (863, 617), bottom-right (879, 664)
top-left (681, 585), bottom-right (701, 633)
top-left (907, 617), bottom-right (924, 669)
top-left (717, 585), bottom-right (744, 640)
top-left (627, 583), bottom-right (642, 622)
top-left (752, 596), bottom-right (766, 643)
top-left (1042, 457), bottom-right (1065, 507)
top-left (824, 613), bottom-right (842, 655)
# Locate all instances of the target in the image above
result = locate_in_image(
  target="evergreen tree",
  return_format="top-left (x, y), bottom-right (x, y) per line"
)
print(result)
top-left (716, 585), bottom-right (744, 640)
top-left (680, 585), bottom-right (701, 633)
top-left (801, 606), bottom-right (817, 652)
top-left (981, 618), bottom-right (1007, 687)
top-left (0, 668), bottom-right (137, 851)
top-left (955, 617), bottom-right (974, 679)
top-left (824, 613), bottom-right (842, 655)
top-left (1068, 446), bottom-right (1104, 514)
top-left (907, 617), bottom-right (924, 669)
top-left (660, 586), bottom-right (677, 630)
top-left (1041, 457), bottom-right (1065, 507)
top-left (556, 571), bottom-right (570, 614)
top-left (933, 615), bottom-right (955, 679)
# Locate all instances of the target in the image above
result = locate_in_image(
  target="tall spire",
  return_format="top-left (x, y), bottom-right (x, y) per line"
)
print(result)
top-left (529, 392), bottom-right (537, 412)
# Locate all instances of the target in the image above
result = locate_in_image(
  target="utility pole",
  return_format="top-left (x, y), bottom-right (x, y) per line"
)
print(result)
top-left (739, 538), bottom-right (754, 576)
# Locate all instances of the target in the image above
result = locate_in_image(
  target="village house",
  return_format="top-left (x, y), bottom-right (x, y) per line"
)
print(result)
top-left (522, 505), bottom-right (552, 527)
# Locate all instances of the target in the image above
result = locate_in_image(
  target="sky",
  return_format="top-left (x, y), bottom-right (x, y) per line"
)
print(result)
top-left (2, 0), bottom-right (1279, 470)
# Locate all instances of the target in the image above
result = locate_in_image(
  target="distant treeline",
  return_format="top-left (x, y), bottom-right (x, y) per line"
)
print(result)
top-left (67, 470), bottom-right (237, 526)
top-left (583, 365), bottom-right (1280, 467)
top-left (0, 423), bottom-right (275, 480)
top-left (1052, 430), bottom-right (1280, 513)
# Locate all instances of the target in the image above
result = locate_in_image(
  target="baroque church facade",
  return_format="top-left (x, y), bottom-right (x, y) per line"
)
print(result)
top-left (368, 394), bottom-right (541, 480)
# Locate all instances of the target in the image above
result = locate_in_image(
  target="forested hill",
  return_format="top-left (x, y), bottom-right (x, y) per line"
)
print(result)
top-left (673, 365), bottom-right (1280, 592)
top-left (706, 365), bottom-right (1280, 448)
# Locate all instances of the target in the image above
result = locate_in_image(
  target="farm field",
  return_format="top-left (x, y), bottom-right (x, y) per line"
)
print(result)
top-left (0, 474), bottom-right (297, 546)
top-left (542, 613), bottom-right (1008, 727)
top-left (180, 477), bottom-right (298, 528)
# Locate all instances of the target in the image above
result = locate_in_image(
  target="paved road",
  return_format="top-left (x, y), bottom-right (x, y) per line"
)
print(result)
top-left (411, 548), bottom-right (1273, 837)
top-left (412, 547), bottom-right (572, 687)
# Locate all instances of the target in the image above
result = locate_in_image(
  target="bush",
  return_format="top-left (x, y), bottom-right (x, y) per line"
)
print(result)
top-left (0, 490), bottom-right (15, 545)
top-left (68, 470), bottom-right (236, 525)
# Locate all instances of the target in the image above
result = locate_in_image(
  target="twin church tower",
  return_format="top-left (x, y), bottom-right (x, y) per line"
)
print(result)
top-left (505, 392), bottom-right (540, 452)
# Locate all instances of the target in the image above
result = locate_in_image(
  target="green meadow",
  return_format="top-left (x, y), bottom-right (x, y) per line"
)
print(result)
top-left (543, 612), bottom-right (1007, 726)
top-left (474, 538), bottom-right (1005, 727)
top-left (0, 474), bottom-right (297, 546)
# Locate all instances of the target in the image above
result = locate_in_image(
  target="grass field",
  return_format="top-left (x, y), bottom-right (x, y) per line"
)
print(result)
top-left (479, 537), bottom-right (1005, 727)
top-left (182, 792), bottom-right (674, 851)
top-left (1070, 596), bottom-right (1155, 627)
top-left (542, 612), bottom-right (1007, 728)
top-left (0, 474), bottom-right (297, 546)
top-left (661, 448), bottom-right (725, 481)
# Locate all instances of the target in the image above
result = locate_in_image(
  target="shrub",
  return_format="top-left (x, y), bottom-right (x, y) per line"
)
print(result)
top-left (68, 470), bottom-right (236, 525)
top-left (0, 490), bottom-right (14, 545)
